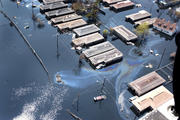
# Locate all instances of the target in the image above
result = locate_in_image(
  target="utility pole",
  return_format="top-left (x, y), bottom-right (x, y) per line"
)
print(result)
top-left (100, 78), bottom-right (105, 94)
top-left (0, 0), bottom-right (3, 8)
top-left (72, 93), bottom-right (80, 112)
top-left (56, 34), bottom-right (60, 57)
top-left (157, 48), bottom-right (166, 69)
top-left (32, 1), bottom-right (35, 20)
top-left (77, 93), bottom-right (80, 112)
top-left (32, 1), bottom-right (36, 30)
top-left (79, 53), bottom-right (84, 68)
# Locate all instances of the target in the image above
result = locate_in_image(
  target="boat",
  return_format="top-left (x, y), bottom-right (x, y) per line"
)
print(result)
top-left (94, 95), bottom-right (107, 102)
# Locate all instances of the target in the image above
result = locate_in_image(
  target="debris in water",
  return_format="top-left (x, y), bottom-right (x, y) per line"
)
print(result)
top-left (76, 46), bottom-right (82, 50)
top-left (16, 1), bottom-right (20, 4)
top-left (148, 64), bottom-right (153, 68)
top-left (145, 63), bottom-right (153, 68)
top-left (32, 4), bottom-right (37, 8)
top-left (168, 75), bottom-right (172, 80)
top-left (96, 64), bottom-right (105, 69)
top-left (150, 49), bottom-right (154, 54)
top-left (170, 52), bottom-right (176, 60)
top-left (155, 53), bottom-right (159, 56)
top-left (136, 4), bottom-right (142, 8)
top-left (127, 42), bottom-right (135, 46)
top-left (56, 74), bottom-right (64, 84)
top-left (24, 25), bottom-right (29, 29)
top-left (125, 114), bottom-right (129, 118)
top-left (72, 33), bottom-right (76, 39)
top-left (48, 21), bottom-right (51, 24)
top-left (13, 16), bottom-right (17, 19)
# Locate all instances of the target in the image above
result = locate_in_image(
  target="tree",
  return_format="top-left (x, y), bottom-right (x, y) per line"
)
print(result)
top-left (133, 22), bottom-right (149, 56)
top-left (86, 8), bottom-right (99, 21)
top-left (135, 22), bottom-right (149, 37)
top-left (71, 0), bottom-right (100, 22)
top-left (85, 0), bottom-right (100, 22)
top-left (134, 22), bottom-right (149, 47)
top-left (71, 1), bottom-right (85, 14)
top-left (102, 29), bottom-right (108, 38)
top-left (86, 6), bottom-right (98, 21)
top-left (109, 27), bottom-right (114, 36)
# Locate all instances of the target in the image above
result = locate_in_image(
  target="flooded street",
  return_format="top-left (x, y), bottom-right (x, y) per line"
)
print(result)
top-left (0, 0), bottom-right (179, 120)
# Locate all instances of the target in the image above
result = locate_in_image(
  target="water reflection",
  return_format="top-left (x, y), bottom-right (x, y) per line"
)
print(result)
top-left (12, 83), bottom-right (68, 120)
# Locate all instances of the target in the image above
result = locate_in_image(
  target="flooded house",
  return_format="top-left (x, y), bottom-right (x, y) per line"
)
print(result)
top-left (51, 13), bottom-right (82, 24)
top-left (159, 0), bottom-right (180, 9)
top-left (40, 2), bottom-right (68, 12)
top-left (153, 18), bottom-right (177, 36)
top-left (134, 17), bottom-right (157, 27)
top-left (82, 41), bottom-right (123, 68)
top-left (102, 0), bottom-right (123, 6)
top-left (125, 10), bottom-right (151, 22)
top-left (130, 86), bottom-right (173, 112)
top-left (72, 33), bottom-right (104, 47)
top-left (113, 25), bottom-right (138, 42)
top-left (139, 99), bottom-right (178, 120)
top-left (73, 24), bottom-right (100, 37)
top-left (139, 110), bottom-right (169, 120)
top-left (56, 19), bottom-right (87, 30)
top-left (42, 0), bottom-right (65, 4)
top-left (45, 8), bottom-right (74, 18)
top-left (110, 0), bottom-right (135, 12)
top-left (83, 41), bottom-right (115, 58)
top-left (128, 71), bottom-right (165, 96)
top-left (89, 48), bottom-right (123, 68)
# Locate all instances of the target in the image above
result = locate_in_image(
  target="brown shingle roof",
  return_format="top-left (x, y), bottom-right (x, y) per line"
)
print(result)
top-left (153, 18), bottom-right (176, 32)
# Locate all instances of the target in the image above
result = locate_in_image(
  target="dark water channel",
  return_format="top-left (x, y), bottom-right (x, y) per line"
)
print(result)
top-left (0, 0), bottom-right (179, 120)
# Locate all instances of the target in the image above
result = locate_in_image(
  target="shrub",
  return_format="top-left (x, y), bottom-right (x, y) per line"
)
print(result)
top-left (103, 29), bottom-right (108, 37)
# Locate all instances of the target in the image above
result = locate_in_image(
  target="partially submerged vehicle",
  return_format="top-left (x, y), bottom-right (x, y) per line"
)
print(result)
top-left (94, 95), bottom-right (107, 102)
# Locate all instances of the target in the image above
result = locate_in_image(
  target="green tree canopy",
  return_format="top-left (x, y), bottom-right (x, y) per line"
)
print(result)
top-left (134, 22), bottom-right (149, 37)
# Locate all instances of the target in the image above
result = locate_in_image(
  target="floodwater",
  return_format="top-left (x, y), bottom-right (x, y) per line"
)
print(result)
top-left (0, 0), bottom-right (179, 120)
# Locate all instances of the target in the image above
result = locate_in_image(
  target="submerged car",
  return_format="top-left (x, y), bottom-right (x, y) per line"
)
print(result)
top-left (94, 95), bottom-right (107, 102)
